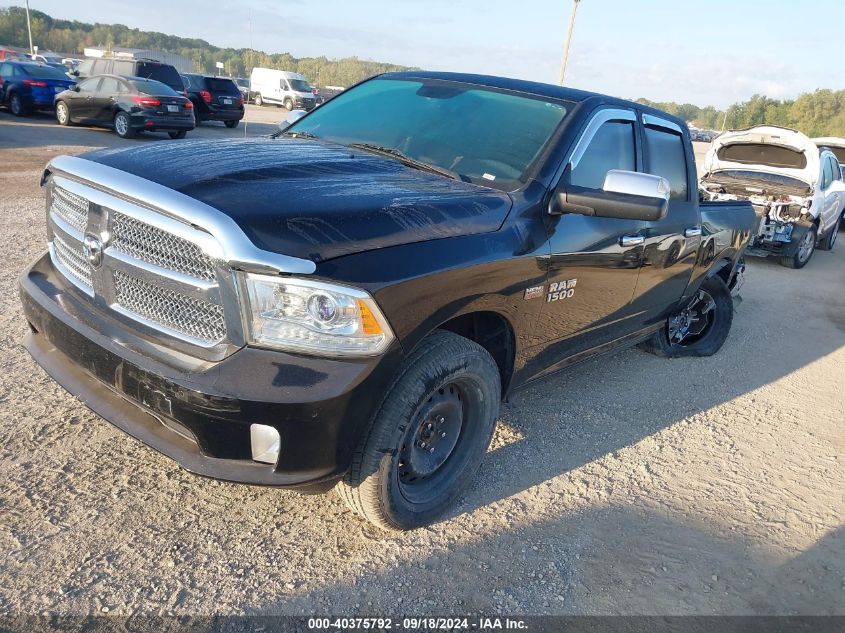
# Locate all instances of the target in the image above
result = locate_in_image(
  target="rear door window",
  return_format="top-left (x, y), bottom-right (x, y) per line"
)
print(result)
top-left (644, 124), bottom-right (689, 200)
top-left (137, 63), bottom-right (183, 91)
top-left (570, 120), bottom-right (636, 190)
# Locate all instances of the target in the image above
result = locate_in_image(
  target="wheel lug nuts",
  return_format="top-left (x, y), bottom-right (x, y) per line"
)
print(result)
top-left (418, 441), bottom-right (426, 449)
top-left (429, 447), bottom-right (435, 454)
top-left (440, 432), bottom-right (446, 438)
top-left (437, 416), bottom-right (445, 424)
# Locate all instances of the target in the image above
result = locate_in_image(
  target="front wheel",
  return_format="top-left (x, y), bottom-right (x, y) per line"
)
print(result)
top-left (55, 101), bottom-right (71, 126)
top-left (168, 130), bottom-right (187, 139)
top-left (818, 220), bottom-right (839, 251)
top-left (284, 97), bottom-right (293, 111)
top-left (9, 93), bottom-right (27, 116)
top-left (336, 330), bottom-right (501, 531)
top-left (780, 225), bottom-right (817, 268)
top-left (113, 111), bottom-right (135, 138)
top-left (641, 275), bottom-right (733, 358)
top-left (224, 119), bottom-right (239, 129)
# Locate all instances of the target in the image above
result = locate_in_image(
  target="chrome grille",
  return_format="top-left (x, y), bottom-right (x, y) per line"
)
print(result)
top-left (113, 270), bottom-right (226, 343)
top-left (51, 185), bottom-right (89, 232)
top-left (52, 233), bottom-right (92, 289)
top-left (111, 212), bottom-right (217, 282)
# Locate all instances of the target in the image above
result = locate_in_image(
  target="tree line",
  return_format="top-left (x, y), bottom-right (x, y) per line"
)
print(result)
top-left (0, 6), bottom-right (412, 87)
top-left (3, 6), bottom-right (844, 136)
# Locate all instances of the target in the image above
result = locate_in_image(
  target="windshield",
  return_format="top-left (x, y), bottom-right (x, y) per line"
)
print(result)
top-left (21, 63), bottom-right (69, 80)
top-left (287, 77), bottom-right (572, 190)
top-left (130, 79), bottom-right (179, 96)
top-left (288, 78), bottom-right (311, 92)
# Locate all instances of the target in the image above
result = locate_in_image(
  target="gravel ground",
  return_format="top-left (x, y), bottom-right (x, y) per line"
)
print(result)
top-left (0, 114), bottom-right (843, 618)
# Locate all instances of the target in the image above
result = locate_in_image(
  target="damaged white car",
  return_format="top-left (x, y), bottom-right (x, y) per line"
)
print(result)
top-left (700, 126), bottom-right (845, 268)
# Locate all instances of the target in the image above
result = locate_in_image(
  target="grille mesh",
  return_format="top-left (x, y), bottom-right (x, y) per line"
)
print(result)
top-left (53, 233), bottom-right (92, 289)
top-left (111, 212), bottom-right (217, 282)
top-left (52, 185), bottom-right (88, 233)
top-left (113, 269), bottom-right (226, 343)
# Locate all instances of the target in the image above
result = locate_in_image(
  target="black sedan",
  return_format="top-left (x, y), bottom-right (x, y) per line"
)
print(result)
top-left (54, 74), bottom-right (195, 139)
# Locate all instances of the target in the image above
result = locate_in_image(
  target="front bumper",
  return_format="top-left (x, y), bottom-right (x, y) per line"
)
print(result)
top-left (19, 253), bottom-right (400, 491)
top-left (745, 219), bottom-right (813, 258)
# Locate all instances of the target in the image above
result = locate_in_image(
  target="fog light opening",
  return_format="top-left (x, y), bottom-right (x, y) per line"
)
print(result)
top-left (250, 424), bottom-right (281, 465)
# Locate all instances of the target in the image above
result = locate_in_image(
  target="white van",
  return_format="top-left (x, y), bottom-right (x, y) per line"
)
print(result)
top-left (250, 68), bottom-right (316, 111)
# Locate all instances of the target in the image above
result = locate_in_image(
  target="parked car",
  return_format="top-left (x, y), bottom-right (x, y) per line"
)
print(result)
top-left (701, 126), bottom-right (845, 268)
top-left (73, 57), bottom-right (185, 96)
top-left (0, 46), bottom-right (26, 61)
top-left (250, 67), bottom-right (316, 110)
top-left (20, 71), bottom-right (755, 530)
top-left (54, 74), bottom-right (194, 139)
top-left (0, 60), bottom-right (75, 116)
top-left (233, 77), bottom-right (252, 103)
top-left (813, 137), bottom-right (845, 227)
top-left (29, 52), bottom-right (66, 70)
top-left (181, 73), bottom-right (244, 128)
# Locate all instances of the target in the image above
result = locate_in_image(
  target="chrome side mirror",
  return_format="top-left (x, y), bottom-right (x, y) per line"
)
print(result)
top-left (602, 170), bottom-right (671, 202)
top-left (551, 169), bottom-right (671, 222)
top-left (278, 109), bottom-right (307, 132)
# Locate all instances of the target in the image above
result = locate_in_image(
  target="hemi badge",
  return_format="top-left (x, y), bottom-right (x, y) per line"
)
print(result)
top-left (523, 285), bottom-right (545, 300)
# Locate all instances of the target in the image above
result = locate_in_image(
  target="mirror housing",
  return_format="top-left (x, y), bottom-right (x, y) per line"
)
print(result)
top-left (552, 170), bottom-right (671, 222)
top-left (277, 109), bottom-right (307, 132)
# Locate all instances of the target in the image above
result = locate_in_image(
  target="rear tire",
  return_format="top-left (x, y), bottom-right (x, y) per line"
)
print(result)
top-left (780, 225), bottom-right (817, 268)
top-left (254, 93), bottom-right (263, 106)
top-left (336, 330), bottom-right (501, 531)
top-left (284, 97), bottom-right (293, 111)
top-left (9, 93), bottom-right (27, 116)
top-left (224, 119), bottom-right (239, 129)
top-left (818, 220), bottom-right (839, 251)
top-left (113, 111), bottom-right (135, 138)
top-left (641, 275), bottom-right (733, 358)
top-left (168, 130), bottom-right (187, 139)
top-left (55, 101), bottom-right (71, 126)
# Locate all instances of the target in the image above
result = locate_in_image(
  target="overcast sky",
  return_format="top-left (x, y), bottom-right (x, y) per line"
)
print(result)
top-left (21, 0), bottom-right (845, 107)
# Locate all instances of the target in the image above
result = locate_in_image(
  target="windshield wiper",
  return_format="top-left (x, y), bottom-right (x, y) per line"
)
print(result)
top-left (348, 143), bottom-right (460, 181)
top-left (278, 130), bottom-right (319, 139)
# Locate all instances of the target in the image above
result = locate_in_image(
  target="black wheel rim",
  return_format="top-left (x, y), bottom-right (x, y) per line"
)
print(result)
top-left (668, 289), bottom-right (717, 346)
top-left (397, 380), bottom-right (476, 504)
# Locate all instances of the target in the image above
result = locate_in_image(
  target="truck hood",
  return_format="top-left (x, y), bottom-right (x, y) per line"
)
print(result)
top-left (704, 126), bottom-right (819, 186)
top-left (81, 138), bottom-right (512, 263)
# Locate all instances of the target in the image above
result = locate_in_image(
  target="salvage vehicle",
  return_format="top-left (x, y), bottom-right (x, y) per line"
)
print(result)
top-left (19, 72), bottom-right (755, 530)
top-left (54, 75), bottom-right (195, 139)
top-left (701, 126), bottom-right (844, 268)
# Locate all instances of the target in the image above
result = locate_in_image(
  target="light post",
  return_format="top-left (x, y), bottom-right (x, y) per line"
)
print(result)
top-left (24, 0), bottom-right (34, 55)
top-left (558, 0), bottom-right (581, 86)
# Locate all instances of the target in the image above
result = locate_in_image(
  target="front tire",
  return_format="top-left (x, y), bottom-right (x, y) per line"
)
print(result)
top-left (55, 101), bottom-right (71, 126)
top-left (284, 97), bottom-right (293, 111)
top-left (337, 330), bottom-right (501, 531)
top-left (113, 111), bottom-right (135, 138)
top-left (642, 275), bottom-right (733, 358)
top-left (780, 225), bottom-right (817, 268)
top-left (9, 93), bottom-right (27, 116)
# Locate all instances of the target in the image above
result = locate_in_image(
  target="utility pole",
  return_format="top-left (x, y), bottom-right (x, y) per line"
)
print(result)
top-left (24, 0), bottom-right (34, 55)
top-left (558, 0), bottom-right (581, 86)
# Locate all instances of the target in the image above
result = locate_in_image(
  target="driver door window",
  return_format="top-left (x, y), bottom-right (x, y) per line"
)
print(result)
top-left (570, 121), bottom-right (636, 189)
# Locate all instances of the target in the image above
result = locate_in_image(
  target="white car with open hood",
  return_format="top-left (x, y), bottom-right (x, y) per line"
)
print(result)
top-left (700, 126), bottom-right (845, 268)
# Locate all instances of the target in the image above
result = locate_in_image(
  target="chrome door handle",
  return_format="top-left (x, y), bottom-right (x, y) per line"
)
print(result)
top-left (684, 227), bottom-right (702, 238)
top-left (619, 234), bottom-right (645, 247)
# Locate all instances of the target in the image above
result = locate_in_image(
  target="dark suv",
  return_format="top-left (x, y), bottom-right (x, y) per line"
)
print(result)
top-left (181, 74), bottom-right (244, 128)
top-left (74, 58), bottom-right (185, 96)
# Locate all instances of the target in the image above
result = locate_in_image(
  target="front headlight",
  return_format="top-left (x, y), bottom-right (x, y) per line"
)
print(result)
top-left (241, 273), bottom-right (394, 356)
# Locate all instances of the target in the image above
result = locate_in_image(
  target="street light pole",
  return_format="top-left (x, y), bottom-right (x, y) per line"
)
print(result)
top-left (558, 0), bottom-right (581, 86)
top-left (24, 0), bottom-right (34, 56)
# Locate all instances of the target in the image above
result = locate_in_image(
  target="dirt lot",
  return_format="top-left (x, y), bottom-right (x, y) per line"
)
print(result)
top-left (0, 111), bottom-right (843, 617)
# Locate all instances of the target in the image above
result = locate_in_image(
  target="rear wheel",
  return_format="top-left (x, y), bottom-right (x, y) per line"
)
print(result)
top-left (818, 220), bottom-right (839, 251)
top-left (113, 111), bottom-right (135, 139)
top-left (284, 97), bottom-right (293, 111)
top-left (55, 101), bottom-right (71, 126)
top-left (9, 93), bottom-right (27, 116)
top-left (336, 330), bottom-right (501, 531)
top-left (780, 225), bottom-right (817, 268)
top-left (641, 275), bottom-right (733, 358)
top-left (254, 93), bottom-right (263, 106)
top-left (168, 130), bottom-right (187, 139)
top-left (224, 119), bottom-right (239, 129)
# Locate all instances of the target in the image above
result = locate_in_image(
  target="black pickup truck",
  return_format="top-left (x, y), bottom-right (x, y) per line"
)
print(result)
top-left (19, 72), bottom-right (755, 530)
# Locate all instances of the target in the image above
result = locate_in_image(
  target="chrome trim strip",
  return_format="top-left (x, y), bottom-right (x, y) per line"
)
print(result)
top-left (569, 108), bottom-right (637, 171)
top-left (48, 240), bottom-right (94, 297)
top-left (45, 155), bottom-right (317, 276)
top-left (642, 113), bottom-right (684, 135)
top-left (109, 303), bottom-right (223, 350)
top-left (104, 250), bottom-right (221, 303)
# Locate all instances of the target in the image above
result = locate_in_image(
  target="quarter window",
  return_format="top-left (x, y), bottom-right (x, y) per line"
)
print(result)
top-left (570, 120), bottom-right (636, 190)
top-left (644, 125), bottom-right (689, 200)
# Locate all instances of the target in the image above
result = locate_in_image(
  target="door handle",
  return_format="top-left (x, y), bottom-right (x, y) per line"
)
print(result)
top-left (684, 226), bottom-right (702, 238)
top-left (619, 234), bottom-right (645, 247)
